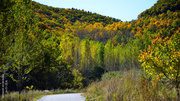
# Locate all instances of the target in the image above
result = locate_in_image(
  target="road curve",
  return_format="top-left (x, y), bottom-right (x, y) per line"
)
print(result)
top-left (37, 93), bottom-right (85, 101)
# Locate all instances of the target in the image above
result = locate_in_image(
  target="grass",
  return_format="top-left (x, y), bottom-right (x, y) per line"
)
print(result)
top-left (0, 88), bottom-right (83, 101)
top-left (85, 69), bottom-right (178, 101)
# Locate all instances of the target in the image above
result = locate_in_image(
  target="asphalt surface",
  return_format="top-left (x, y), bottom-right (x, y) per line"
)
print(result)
top-left (37, 93), bottom-right (86, 101)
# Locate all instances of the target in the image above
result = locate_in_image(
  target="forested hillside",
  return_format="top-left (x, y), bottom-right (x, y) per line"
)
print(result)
top-left (0, 0), bottom-right (180, 99)
top-left (32, 1), bottom-right (120, 30)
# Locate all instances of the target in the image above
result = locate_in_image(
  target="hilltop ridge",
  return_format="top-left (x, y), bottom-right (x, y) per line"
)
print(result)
top-left (32, 1), bottom-right (121, 29)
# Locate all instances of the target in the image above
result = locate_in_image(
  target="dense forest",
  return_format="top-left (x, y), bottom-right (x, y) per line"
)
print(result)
top-left (0, 0), bottom-right (180, 99)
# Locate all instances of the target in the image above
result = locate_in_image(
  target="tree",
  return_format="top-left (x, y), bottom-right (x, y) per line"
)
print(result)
top-left (97, 42), bottom-right (105, 69)
top-left (104, 40), bottom-right (114, 71)
top-left (0, 0), bottom-right (43, 92)
top-left (80, 37), bottom-right (90, 77)
top-left (139, 33), bottom-right (180, 99)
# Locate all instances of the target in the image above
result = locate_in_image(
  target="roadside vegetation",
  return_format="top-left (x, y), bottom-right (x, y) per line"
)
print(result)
top-left (0, 89), bottom-right (83, 101)
top-left (85, 69), bottom-right (178, 101)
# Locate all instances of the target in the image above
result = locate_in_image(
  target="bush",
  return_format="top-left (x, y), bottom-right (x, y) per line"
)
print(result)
top-left (85, 69), bottom-right (178, 101)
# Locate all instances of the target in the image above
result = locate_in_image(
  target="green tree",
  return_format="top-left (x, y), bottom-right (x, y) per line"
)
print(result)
top-left (104, 40), bottom-right (114, 71)
top-left (97, 42), bottom-right (105, 68)
top-left (0, 0), bottom-right (43, 92)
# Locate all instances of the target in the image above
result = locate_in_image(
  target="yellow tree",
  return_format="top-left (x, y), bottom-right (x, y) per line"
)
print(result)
top-left (59, 34), bottom-right (74, 65)
top-left (139, 33), bottom-right (180, 99)
top-left (90, 41), bottom-right (97, 68)
top-left (80, 38), bottom-right (90, 77)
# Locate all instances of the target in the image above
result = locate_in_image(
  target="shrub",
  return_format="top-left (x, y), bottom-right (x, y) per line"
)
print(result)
top-left (85, 69), bottom-right (178, 101)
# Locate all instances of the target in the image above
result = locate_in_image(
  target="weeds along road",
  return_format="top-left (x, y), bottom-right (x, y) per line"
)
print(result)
top-left (37, 93), bottom-right (85, 101)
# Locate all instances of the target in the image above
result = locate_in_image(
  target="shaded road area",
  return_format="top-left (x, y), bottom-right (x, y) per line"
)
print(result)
top-left (37, 93), bottom-right (85, 101)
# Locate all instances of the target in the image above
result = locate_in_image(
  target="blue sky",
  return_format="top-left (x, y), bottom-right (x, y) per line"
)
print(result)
top-left (32, 0), bottom-right (158, 21)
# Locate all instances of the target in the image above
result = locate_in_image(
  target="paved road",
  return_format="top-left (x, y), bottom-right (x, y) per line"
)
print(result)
top-left (37, 93), bottom-right (85, 101)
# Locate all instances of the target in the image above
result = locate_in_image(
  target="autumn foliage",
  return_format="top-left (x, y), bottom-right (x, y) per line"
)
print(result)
top-left (139, 33), bottom-right (180, 98)
top-left (0, 0), bottom-right (180, 99)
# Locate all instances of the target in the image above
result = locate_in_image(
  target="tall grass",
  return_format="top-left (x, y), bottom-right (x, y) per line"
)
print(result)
top-left (0, 90), bottom-right (45, 101)
top-left (85, 69), bottom-right (178, 101)
top-left (0, 88), bottom-right (82, 101)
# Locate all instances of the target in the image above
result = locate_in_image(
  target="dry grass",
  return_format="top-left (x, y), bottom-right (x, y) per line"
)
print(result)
top-left (0, 88), bottom-right (81, 101)
top-left (85, 69), bottom-right (178, 101)
top-left (0, 90), bottom-right (45, 101)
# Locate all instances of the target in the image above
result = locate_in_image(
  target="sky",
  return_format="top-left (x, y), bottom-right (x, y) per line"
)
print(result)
top-left (32, 0), bottom-right (158, 21)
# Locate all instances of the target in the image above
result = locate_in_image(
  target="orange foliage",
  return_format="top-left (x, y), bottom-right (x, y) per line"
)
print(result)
top-left (41, 23), bottom-right (53, 30)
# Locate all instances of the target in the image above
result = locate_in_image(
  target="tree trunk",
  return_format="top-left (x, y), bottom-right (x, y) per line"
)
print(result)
top-left (18, 68), bottom-right (22, 94)
top-left (176, 71), bottom-right (179, 100)
top-left (176, 81), bottom-right (179, 100)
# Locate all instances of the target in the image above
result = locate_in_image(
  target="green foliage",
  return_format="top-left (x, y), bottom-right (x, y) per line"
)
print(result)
top-left (171, 19), bottom-right (180, 28)
top-left (101, 71), bottom-right (121, 81)
top-left (138, 0), bottom-right (180, 18)
top-left (72, 69), bottom-right (84, 89)
top-left (28, 32), bottom-right (83, 90)
top-left (89, 66), bottom-right (105, 81)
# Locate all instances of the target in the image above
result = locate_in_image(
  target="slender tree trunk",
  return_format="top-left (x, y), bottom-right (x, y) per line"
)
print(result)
top-left (2, 74), bottom-right (4, 99)
top-left (18, 65), bottom-right (22, 94)
top-left (18, 66), bottom-right (22, 101)
top-left (176, 71), bottom-right (179, 100)
top-left (176, 81), bottom-right (179, 100)
top-left (19, 35), bottom-right (23, 95)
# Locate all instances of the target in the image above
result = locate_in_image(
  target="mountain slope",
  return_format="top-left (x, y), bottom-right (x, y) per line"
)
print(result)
top-left (32, 1), bottom-right (120, 30)
top-left (138, 0), bottom-right (180, 18)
